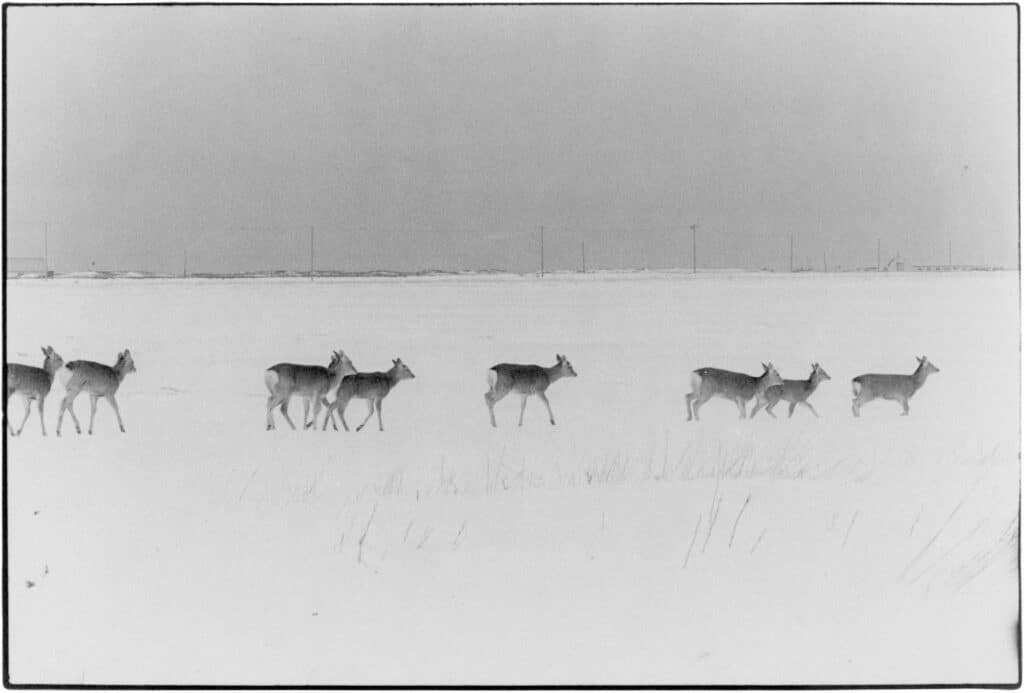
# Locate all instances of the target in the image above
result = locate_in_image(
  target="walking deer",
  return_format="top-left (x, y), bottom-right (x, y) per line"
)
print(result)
top-left (5, 346), bottom-right (64, 436)
top-left (751, 363), bottom-right (831, 419)
top-left (265, 350), bottom-right (356, 430)
top-left (56, 349), bottom-right (137, 436)
top-left (321, 358), bottom-right (415, 432)
top-left (484, 354), bottom-right (577, 428)
top-left (685, 362), bottom-right (783, 421)
top-left (851, 356), bottom-right (940, 417)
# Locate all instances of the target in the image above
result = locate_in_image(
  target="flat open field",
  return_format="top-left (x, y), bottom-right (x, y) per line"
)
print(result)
top-left (5, 270), bottom-right (1020, 685)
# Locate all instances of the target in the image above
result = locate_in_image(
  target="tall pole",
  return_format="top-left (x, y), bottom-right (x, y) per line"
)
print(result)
top-left (540, 225), bottom-right (545, 277)
top-left (948, 239), bottom-right (952, 267)
top-left (183, 249), bottom-right (188, 278)
top-left (581, 240), bottom-right (586, 273)
top-left (689, 224), bottom-right (698, 274)
top-left (43, 221), bottom-right (49, 276)
top-left (790, 234), bottom-right (794, 272)
top-left (823, 250), bottom-right (827, 273)
top-left (877, 238), bottom-right (881, 270)
top-left (310, 226), bottom-right (314, 281)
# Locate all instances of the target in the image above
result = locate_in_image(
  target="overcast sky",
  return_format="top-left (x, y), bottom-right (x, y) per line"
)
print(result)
top-left (6, 5), bottom-right (1018, 273)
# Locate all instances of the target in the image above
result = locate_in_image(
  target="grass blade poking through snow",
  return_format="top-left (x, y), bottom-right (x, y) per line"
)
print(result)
top-left (728, 494), bottom-right (752, 548)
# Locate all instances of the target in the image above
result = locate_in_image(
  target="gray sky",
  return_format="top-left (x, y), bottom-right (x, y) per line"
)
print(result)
top-left (6, 5), bottom-right (1018, 273)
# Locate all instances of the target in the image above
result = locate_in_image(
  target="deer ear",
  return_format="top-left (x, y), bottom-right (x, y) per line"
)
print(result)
top-left (41, 346), bottom-right (48, 355)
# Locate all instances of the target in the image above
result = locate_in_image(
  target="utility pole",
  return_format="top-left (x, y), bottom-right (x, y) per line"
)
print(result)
top-left (948, 239), bottom-right (952, 267)
top-left (540, 225), bottom-right (545, 277)
top-left (689, 224), bottom-right (698, 274)
top-left (581, 241), bottom-right (586, 273)
top-left (877, 238), bottom-right (881, 271)
top-left (183, 249), bottom-right (188, 278)
top-left (310, 226), bottom-right (315, 281)
top-left (43, 221), bottom-right (49, 277)
top-left (823, 250), bottom-right (827, 273)
top-left (790, 234), bottom-right (794, 272)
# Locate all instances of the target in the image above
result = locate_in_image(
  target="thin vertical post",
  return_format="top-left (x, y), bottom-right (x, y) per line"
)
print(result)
top-left (790, 234), bottom-right (794, 272)
top-left (823, 250), bottom-right (827, 273)
top-left (540, 225), bottom-right (545, 277)
top-left (183, 249), bottom-right (188, 278)
top-left (310, 226), bottom-right (315, 280)
top-left (689, 224), bottom-right (698, 274)
top-left (877, 238), bottom-right (881, 270)
top-left (43, 221), bottom-right (49, 277)
top-left (948, 239), bottom-right (952, 267)
top-left (581, 240), bottom-right (586, 273)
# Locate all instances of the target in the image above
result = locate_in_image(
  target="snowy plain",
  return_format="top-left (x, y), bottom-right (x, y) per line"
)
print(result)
top-left (4, 270), bottom-right (1020, 686)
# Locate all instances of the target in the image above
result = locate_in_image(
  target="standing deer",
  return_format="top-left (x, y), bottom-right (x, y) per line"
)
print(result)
top-left (751, 363), bottom-right (831, 419)
top-left (56, 349), bottom-right (137, 436)
top-left (321, 358), bottom-right (416, 432)
top-left (851, 356), bottom-right (940, 417)
top-left (685, 362), bottom-right (783, 421)
top-left (5, 346), bottom-right (64, 436)
top-left (265, 350), bottom-right (356, 430)
top-left (484, 354), bottom-right (577, 428)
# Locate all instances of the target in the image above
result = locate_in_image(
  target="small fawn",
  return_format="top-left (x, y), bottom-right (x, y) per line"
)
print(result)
top-left (685, 362), bottom-right (783, 421)
top-left (56, 349), bottom-right (137, 436)
top-left (851, 356), bottom-right (940, 417)
top-left (322, 358), bottom-right (416, 432)
top-left (5, 346), bottom-right (64, 436)
top-left (751, 363), bottom-right (831, 419)
top-left (265, 350), bottom-right (356, 430)
top-left (484, 354), bottom-right (577, 428)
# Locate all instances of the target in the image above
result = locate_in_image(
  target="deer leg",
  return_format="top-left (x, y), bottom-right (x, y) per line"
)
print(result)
top-left (538, 391), bottom-right (556, 425)
top-left (735, 397), bottom-right (747, 419)
top-left (279, 398), bottom-right (297, 430)
top-left (356, 400), bottom-right (375, 432)
top-left (685, 392), bottom-right (696, 421)
top-left (765, 400), bottom-right (778, 419)
top-left (788, 401), bottom-right (798, 418)
top-left (106, 394), bottom-right (126, 432)
top-left (691, 393), bottom-right (708, 422)
top-left (15, 396), bottom-right (32, 436)
top-left (900, 397), bottom-right (910, 416)
top-left (485, 387), bottom-right (508, 428)
top-left (266, 395), bottom-right (280, 430)
top-left (301, 398), bottom-right (311, 429)
top-left (87, 394), bottom-right (100, 435)
top-left (38, 397), bottom-right (47, 436)
top-left (307, 396), bottom-right (324, 431)
top-left (57, 391), bottom-right (81, 435)
top-left (375, 399), bottom-right (384, 432)
top-left (801, 401), bottom-right (819, 418)
top-left (517, 394), bottom-right (529, 426)
top-left (750, 397), bottom-right (765, 419)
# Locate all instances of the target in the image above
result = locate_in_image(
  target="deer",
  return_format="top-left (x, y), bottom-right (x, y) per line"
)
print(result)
top-left (484, 354), bottom-right (577, 428)
top-left (751, 363), bottom-right (832, 419)
top-left (851, 356), bottom-right (940, 417)
top-left (321, 358), bottom-right (416, 432)
top-left (5, 346), bottom-right (64, 436)
top-left (265, 350), bottom-right (356, 430)
top-left (56, 349), bottom-right (137, 436)
top-left (685, 362), bottom-right (783, 421)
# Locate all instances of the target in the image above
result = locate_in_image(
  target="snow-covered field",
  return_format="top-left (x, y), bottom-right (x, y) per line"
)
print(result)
top-left (4, 270), bottom-right (1020, 685)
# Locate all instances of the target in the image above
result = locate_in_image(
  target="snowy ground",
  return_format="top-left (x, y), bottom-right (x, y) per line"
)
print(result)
top-left (4, 270), bottom-right (1020, 685)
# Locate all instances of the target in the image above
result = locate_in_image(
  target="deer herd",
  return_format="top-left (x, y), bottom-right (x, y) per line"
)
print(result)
top-left (4, 343), bottom-right (942, 437)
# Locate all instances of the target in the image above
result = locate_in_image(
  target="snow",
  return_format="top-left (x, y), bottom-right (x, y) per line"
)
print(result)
top-left (4, 270), bottom-right (1019, 685)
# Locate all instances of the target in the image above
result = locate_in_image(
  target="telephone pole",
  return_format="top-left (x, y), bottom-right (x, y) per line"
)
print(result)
top-left (948, 239), bottom-right (952, 267)
top-left (183, 249), bottom-right (188, 278)
top-left (43, 221), bottom-right (49, 277)
top-left (581, 240), bottom-right (586, 273)
top-left (877, 238), bottom-right (881, 271)
top-left (309, 226), bottom-right (315, 281)
top-left (790, 234), bottom-right (794, 272)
